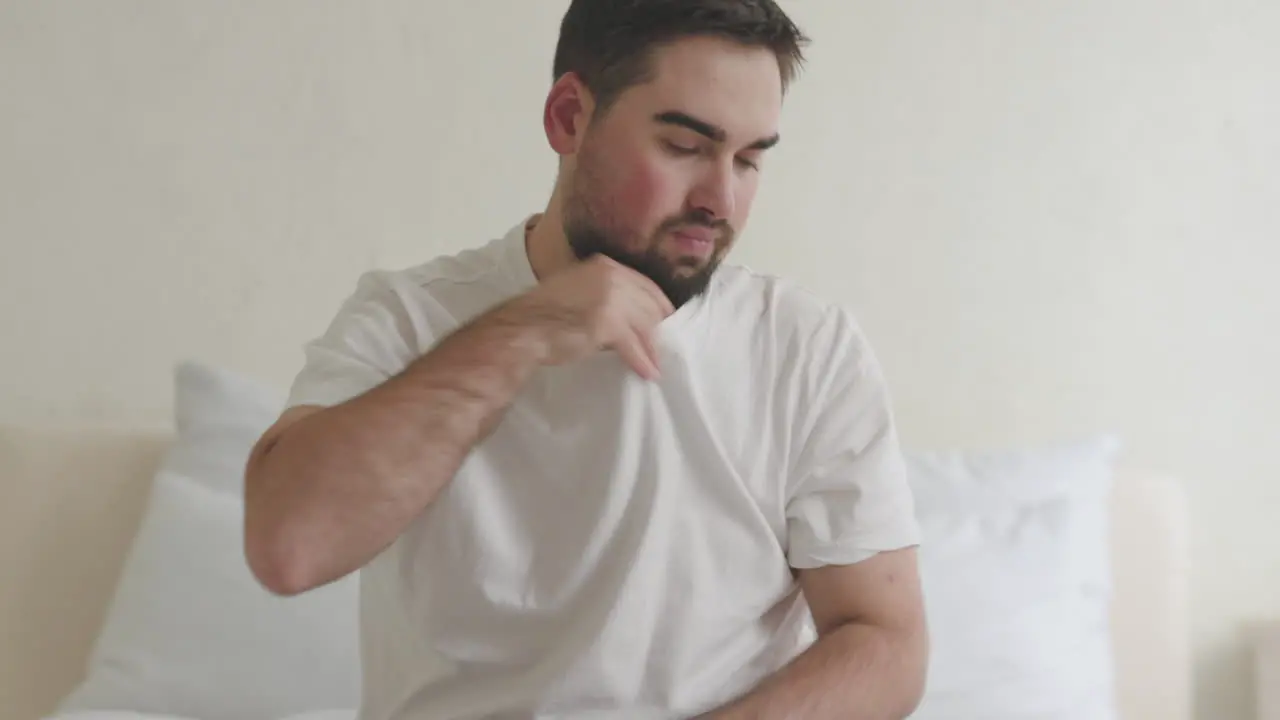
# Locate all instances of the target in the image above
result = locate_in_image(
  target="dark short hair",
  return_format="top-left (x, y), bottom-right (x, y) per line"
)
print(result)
top-left (553, 0), bottom-right (810, 114)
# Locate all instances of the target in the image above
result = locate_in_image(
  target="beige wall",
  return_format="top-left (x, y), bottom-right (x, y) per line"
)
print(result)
top-left (1, 2), bottom-right (1276, 718)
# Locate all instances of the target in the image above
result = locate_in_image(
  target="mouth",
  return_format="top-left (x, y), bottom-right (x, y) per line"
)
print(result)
top-left (668, 227), bottom-right (718, 258)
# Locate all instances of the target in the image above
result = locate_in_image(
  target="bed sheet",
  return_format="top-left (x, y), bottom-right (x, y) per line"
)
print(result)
top-left (43, 711), bottom-right (357, 720)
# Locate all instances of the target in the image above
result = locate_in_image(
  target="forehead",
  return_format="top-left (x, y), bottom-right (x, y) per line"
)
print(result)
top-left (613, 35), bottom-right (783, 142)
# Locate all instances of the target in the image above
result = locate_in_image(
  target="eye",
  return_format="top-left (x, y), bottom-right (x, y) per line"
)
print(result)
top-left (662, 139), bottom-right (699, 156)
top-left (735, 156), bottom-right (760, 171)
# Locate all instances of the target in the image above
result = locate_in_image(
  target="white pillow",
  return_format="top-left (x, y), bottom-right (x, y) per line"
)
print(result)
top-left (58, 362), bottom-right (362, 720)
top-left (163, 360), bottom-right (286, 496)
top-left (908, 436), bottom-right (1121, 720)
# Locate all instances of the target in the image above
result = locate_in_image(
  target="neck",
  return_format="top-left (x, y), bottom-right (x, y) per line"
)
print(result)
top-left (524, 196), bottom-right (578, 282)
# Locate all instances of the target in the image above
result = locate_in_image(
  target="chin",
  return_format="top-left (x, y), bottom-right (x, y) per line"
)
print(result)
top-left (669, 263), bottom-right (707, 279)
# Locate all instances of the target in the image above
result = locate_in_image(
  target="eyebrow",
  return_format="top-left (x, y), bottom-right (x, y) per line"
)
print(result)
top-left (653, 111), bottom-right (781, 151)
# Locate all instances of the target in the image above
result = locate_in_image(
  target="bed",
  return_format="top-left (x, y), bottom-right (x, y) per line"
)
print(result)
top-left (0, 363), bottom-right (1194, 720)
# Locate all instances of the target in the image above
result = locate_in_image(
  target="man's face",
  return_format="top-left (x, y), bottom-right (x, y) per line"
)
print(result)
top-left (562, 36), bottom-right (784, 307)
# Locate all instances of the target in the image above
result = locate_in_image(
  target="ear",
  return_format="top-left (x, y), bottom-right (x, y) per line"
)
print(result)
top-left (544, 72), bottom-right (596, 157)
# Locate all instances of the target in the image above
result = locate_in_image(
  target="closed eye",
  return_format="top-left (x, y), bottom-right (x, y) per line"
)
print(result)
top-left (664, 139), bottom-right (759, 171)
top-left (663, 140), bottom-right (699, 156)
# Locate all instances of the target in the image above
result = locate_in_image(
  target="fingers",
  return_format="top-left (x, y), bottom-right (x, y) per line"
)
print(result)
top-left (608, 298), bottom-right (664, 381)
top-left (615, 330), bottom-right (661, 381)
top-left (621, 301), bottom-right (664, 380)
top-left (620, 265), bottom-right (675, 318)
top-left (582, 256), bottom-right (676, 380)
top-left (598, 255), bottom-right (675, 318)
top-left (622, 286), bottom-right (670, 380)
top-left (636, 326), bottom-right (661, 379)
top-left (638, 278), bottom-right (675, 318)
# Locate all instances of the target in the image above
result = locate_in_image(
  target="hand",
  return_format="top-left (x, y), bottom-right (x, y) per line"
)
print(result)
top-left (505, 255), bottom-right (675, 379)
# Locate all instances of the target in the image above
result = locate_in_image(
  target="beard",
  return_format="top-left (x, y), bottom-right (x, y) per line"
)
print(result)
top-left (563, 198), bottom-right (732, 308)
top-left (562, 195), bottom-right (733, 309)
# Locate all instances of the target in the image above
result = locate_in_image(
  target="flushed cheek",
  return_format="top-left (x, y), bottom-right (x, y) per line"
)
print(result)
top-left (610, 155), bottom-right (686, 235)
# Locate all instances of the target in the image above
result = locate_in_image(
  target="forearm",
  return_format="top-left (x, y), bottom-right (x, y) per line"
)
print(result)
top-left (705, 622), bottom-right (927, 720)
top-left (245, 300), bottom-right (547, 594)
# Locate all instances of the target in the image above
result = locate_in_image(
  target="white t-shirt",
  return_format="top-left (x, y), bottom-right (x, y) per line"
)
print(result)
top-left (285, 216), bottom-right (921, 720)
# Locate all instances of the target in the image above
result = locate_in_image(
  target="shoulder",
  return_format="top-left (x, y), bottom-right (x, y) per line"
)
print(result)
top-left (706, 263), bottom-right (872, 366)
top-left (335, 233), bottom-right (519, 323)
top-left (349, 236), bottom-right (515, 307)
top-left (313, 235), bottom-right (518, 352)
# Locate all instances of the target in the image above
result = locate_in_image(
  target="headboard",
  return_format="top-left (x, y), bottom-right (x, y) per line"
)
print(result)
top-left (1108, 468), bottom-right (1193, 719)
top-left (0, 426), bottom-right (1191, 720)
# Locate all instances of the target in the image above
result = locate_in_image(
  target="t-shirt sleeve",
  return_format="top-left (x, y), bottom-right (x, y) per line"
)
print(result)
top-left (285, 270), bottom-right (422, 410)
top-left (784, 307), bottom-right (921, 570)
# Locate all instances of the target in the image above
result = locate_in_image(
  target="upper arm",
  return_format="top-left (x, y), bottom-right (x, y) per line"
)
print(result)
top-left (247, 272), bottom-right (419, 482)
top-left (247, 270), bottom-right (428, 486)
top-left (285, 270), bottom-right (421, 411)
top-left (784, 307), bottom-right (921, 571)
top-left (798, 547), bottom-right (926, 638)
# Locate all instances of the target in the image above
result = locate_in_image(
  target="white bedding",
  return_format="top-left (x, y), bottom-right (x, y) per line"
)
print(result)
top-left (53, 365), bottom-right (362, 720)
top-left (5, 363), bottom-right (1191, 720)
top-left (46, 712), bottom-right (356, 720)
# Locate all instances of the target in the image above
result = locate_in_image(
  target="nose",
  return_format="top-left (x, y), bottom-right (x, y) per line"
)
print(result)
top-left (688, 158), bottom-right (736, 222)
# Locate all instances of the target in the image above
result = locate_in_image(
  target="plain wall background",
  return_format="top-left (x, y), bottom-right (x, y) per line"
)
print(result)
top-left (1, 1), bottom-right (1276, 718)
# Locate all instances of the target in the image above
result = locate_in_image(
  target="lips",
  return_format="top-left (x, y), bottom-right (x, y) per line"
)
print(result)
top-left (671, 226), bottom-right (717, 244)
top-left (670, 233), bottom-right (715, 261)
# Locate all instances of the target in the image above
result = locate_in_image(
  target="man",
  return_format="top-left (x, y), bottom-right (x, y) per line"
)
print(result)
top-left (243, 1), bottom-right (928, 718)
